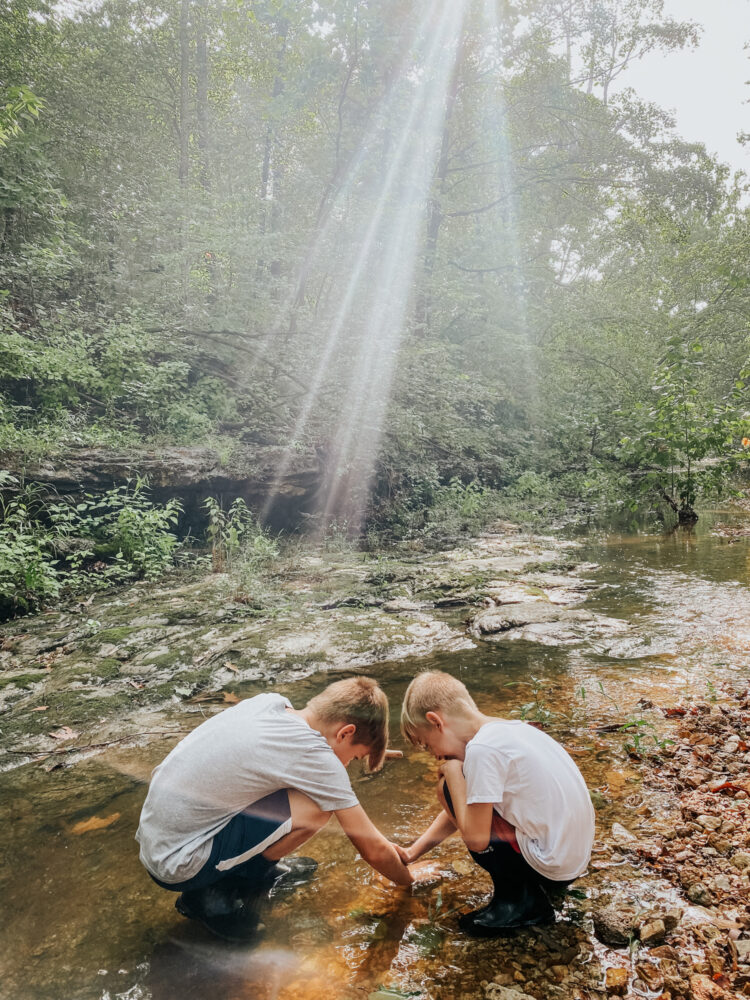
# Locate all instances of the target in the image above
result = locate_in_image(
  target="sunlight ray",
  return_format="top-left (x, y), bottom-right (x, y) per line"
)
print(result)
top-left (263, 0), bottom-right (470, 527)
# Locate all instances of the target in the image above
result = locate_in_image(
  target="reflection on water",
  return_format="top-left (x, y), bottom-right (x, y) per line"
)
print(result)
top-left (1, 513), bottom-right (748, 1000)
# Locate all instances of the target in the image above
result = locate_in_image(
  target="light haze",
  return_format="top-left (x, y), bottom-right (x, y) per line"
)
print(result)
top-left (612, 0), bottom-right (749, 174)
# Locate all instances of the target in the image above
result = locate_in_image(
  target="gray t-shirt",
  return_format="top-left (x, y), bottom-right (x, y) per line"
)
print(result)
top-left (136, 693), bottom-right (359, 883)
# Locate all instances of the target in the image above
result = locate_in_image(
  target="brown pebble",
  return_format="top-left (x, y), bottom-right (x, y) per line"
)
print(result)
top-left (650, 945), bottom-right (680, 960)
top-left (604, 967), bottom-right (629, 995)
top-left (640, 918), bottom-right (666, 945)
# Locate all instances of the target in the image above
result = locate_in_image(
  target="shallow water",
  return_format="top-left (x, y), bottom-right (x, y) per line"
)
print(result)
top-left (1, 512), bottom-right (748, 1000)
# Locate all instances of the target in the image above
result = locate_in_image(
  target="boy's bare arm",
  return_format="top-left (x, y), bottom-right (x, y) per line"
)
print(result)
top-left (439, 760), bottom-right (494, 852)
top-left (335, 805), bottom-right (414, 885)
top-left (402, 808), bottom-right (457, 863)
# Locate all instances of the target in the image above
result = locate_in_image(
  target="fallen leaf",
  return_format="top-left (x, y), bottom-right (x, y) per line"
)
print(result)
top-left (127, 680), bottom-right (145, 690)
top-left (605, 768), bottom-right (636, 795)
top-left (188, 690), bottom-right (239, 704)
top-left (710, 782), bottom-right (747, 795)
top-left (71, 812), bottom-right (121, 835)
top-left (662, 707), bottom-right (687, 718)
top-left (48, 726), bottom-right (79, 741)
top-left (223, 660), bottom-right (239, 673)
top-left (30, 705), bottom-right (49, 712)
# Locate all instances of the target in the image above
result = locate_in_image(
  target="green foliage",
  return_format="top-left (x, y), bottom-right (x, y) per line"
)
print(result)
top-left (203, 497), bottom-right (278, 574)
top-left (423, 478), bottom-right (497, 538)
top-left (0, 475), bottom-right (181, 617)
top-left (0, 0), bottom-right (748, 536)
top-left (0, 308), bottom-right (240, 454)
top-left (0, 84), bottom-right (44, 146)
top-left (0, 478), bottom-right (61, 612)
top-left (617, 337), bottom-right (749, 520)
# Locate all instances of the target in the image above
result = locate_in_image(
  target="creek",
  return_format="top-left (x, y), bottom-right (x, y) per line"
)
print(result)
top-left (1, 510), bottom-right (749, 1000)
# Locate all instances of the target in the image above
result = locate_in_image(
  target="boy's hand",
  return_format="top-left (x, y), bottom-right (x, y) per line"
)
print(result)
top-left (393, 842), bottom-right (414, 865)
top-left (384, 749), bottom-right (403, 760)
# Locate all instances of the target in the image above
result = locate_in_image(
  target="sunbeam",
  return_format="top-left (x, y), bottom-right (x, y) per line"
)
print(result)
top-left (263, 0), bottom-right (470, 531)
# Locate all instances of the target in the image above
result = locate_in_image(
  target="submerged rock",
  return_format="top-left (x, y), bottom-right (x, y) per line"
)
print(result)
top-left (484, 986), bottom-right (537, 1000)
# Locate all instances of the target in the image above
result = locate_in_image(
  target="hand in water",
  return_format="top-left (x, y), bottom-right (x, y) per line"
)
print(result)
top-left (384, 749), bottom-right (403, 760)
top-left (393, 842), bottom-right (413, 865)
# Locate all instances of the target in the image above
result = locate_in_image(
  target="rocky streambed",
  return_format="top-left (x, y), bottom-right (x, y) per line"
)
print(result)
top-left (0, 525), bottom-right (609, 771)
top-left (1, 516), bottom-right (749, 1000)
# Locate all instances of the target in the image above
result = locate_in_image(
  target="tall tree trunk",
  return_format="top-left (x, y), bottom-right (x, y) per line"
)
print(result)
top-left (414, 47), bottom-right (463, 336)
top-left (178, 0), bottom-right (190, 187)
top-left (178, 0), bottom-right (191, 309)
top-left (194, 0), bottom-right (216, 304)
top-left (195, 0), bottom-right (209, 190)
top-left (257, 17), bottom-right (288, 286)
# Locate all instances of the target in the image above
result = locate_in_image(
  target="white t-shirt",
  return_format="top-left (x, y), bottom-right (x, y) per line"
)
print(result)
top-left (463, 719), bottom-right (595, 881)
top-left (136, 693), bottom-right (358, 883)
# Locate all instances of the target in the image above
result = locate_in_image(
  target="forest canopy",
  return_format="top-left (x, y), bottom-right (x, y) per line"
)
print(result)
top-left (1, 0), bottom-right (749, 537)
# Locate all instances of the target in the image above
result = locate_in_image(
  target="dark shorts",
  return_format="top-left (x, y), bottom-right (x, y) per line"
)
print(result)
top-left (442, 782), bottom-right (570, 893)
top-left (150, 789), bottom-right (292, 892)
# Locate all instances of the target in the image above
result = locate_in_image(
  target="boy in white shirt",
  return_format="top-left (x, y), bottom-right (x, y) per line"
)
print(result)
top-left (137, 676), bottom-right (412, 941)
top-left (398, 671), bottom-right (594, 936)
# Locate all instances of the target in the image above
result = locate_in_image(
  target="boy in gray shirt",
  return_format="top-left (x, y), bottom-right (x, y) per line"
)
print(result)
top-left (137, 676), bottom-right (411, 940)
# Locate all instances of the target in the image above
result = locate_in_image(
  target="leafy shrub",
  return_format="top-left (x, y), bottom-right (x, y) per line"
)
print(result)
top-left (423, 478), bottom-right (500, 538)
top-left (0, 475), bottom-right (182, 617)
top-left (617, 338), bottom-right (749, 521)
top-left (203, 497), bottom-right (278, 573)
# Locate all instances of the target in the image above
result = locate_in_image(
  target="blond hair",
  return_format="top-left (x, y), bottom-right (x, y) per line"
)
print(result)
top-left (400, 671), bottom-right (478, 745)
top-left (306, 676), bottom-right (389, 771)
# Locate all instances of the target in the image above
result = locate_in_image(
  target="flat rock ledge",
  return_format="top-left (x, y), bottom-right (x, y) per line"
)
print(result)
top-left (470, 601), bottom-right (627, 645)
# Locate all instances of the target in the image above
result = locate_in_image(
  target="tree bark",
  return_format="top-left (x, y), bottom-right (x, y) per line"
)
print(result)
top-left (178, 0), bottom-right (190, 187)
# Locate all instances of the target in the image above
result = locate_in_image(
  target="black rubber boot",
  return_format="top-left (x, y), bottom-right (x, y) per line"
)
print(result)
top-left (175, 880), bottom-right (265, 942)
top-left (457, 847), bottom-right (554, 937)
top-left (174, 857), bottom-right (318, 941)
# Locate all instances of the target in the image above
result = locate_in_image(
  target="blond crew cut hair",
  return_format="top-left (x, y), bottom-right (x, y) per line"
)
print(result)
top-left (305, 675), bottom-right (389, 772)
top-left (401, 670), bottom-right (478, 745)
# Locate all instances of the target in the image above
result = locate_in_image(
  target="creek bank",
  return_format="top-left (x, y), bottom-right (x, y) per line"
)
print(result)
top-left (1, 525), bottom-right (604, 770)
top-left (480, 687), bottom-right (750, 1000)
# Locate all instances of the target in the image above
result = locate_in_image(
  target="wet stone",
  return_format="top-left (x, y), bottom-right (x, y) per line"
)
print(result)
top-left (611, 822), bottom-right (639, 849)
top-left (484, 986), bottom-right (537, 1000)
top-left (697, 814), bottom-right (722, 831)
top-left (639, 918), bottom-right (666, 945)
top-left (548, 965), bottom-right (569, 983)
top-left (592, 897), bottom-right (640, 947)
top-left (604, 967), bottom-right (629, 995)
top-left (636, 963), bottom-right (664, 991)
top-left (687, 883), bottom-right (715, 906)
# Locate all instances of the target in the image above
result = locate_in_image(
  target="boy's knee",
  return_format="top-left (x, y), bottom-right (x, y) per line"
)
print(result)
top-left (437, 778), bottom-right (456, 818)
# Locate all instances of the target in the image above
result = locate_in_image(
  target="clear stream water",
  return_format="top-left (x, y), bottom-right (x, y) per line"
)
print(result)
top-left (1, 511), bottom-right (748, 1000)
